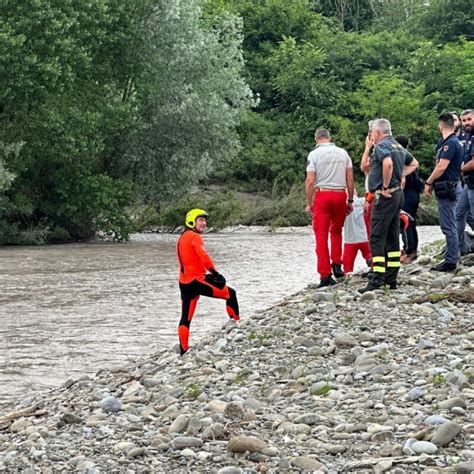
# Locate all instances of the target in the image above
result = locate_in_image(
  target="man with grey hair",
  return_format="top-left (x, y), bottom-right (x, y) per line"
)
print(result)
top-left (358, 118), bottom-right (416, 293)
top-left (306, 128), bottom-right (354, 287)
top-left (455, 109), bottom-right (474, 255)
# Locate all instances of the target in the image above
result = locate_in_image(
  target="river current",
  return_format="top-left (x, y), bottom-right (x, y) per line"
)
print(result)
top-left (0, 226), bottom-right (442, 412)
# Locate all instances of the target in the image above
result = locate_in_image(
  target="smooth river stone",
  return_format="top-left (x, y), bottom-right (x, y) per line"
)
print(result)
top-left (424, 415), bottom-right (449, 426)
top-left (228, 436), bottom-right (267, 453)
top-left (293, 413), bottom-right (327, 425)
top-left (290, 457), bottom-right (324, 471)
top-left (172, 437), bottom-right (203, 449)
top-left (10, 419), bottom-right (29, 433)
top-left (100, 396), bottom-right (121, 413)
top-left (218, 468), bottom-right (243, 474)
top-left (208, 400), bottom-right (227, 413)
top-left (455, 462), bottom-right (474, 474)
top-left (168, 414), bottom-right (189, 434)
top-left (431, 421), bottom-right (461, 446)
top-left (335, 333), bottom-right (358, 347)
top-left (438, 397), bottom-right (466, 410)
top-left (411, 441), bottom-right (438, 455)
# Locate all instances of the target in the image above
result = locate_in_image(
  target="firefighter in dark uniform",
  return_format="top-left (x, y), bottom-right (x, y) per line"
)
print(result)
top-left (358, 118), bottom-right (415, 293)
top-left (424, 113), bottom-right (463, 271)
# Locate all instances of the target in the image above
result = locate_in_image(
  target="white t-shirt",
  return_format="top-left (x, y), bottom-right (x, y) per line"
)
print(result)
top-left (306, 143), bottom-right (352, 188)
top-left (344, 196), bottom-right (368, 244)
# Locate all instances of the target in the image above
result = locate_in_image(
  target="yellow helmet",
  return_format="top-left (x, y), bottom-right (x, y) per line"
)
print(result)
top-left (185, 208), bottom-right (209, 229)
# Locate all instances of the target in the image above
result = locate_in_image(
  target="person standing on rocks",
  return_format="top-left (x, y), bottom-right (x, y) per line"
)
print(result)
top-left (424, 113), bottom-right (464, 272)
top-left (305, 128), bottom-right (354, 288)
top-left (176, 209), bottom-right (239, 356)
top-left (455, 109), bottom-right (474, 256)
top-left (342, 192), bottom-right (371, 274)
top-left (396, 135), bottom-right (424, 263)
top-left (358, 119), bottom-right (417, 293)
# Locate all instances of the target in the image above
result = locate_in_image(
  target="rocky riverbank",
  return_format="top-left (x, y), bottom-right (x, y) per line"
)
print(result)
top-left (1, 250), bottom-right (473, 473)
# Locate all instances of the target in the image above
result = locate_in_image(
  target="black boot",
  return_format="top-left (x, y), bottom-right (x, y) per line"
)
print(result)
top-left (431, 261), bottom-right (457, 272)
top-left (317, 275), bottom-right (337, 288)
top-left (358, 274), bottom-right (383, 294)
top-left (361, 268), bottom-right (373, 278)
top-left (384, 267), bottom-right (399, 290)
top-left (332, 263), bottom-right (345, 279)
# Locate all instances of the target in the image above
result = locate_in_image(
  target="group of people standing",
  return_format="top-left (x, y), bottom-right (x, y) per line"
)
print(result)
top-left (305, 110), bottom-right (473, 292)
top-left (305, 120), bottom-right (417, 292)
top-left (174, 110), bottom-right (473, 356)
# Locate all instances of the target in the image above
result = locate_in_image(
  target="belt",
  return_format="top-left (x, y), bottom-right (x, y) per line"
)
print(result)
top-left (315, 188), bottom-right (346, 192)
top-left (374, 186), bottom-right (400, 197)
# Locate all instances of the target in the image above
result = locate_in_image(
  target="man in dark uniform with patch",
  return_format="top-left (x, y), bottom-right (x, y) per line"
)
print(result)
top-left (424, 113), bottom-right (463, 271)
top-left (358, 118), bottom-right (416, 293)
top-left (455, 109), bottom-right (474, 255)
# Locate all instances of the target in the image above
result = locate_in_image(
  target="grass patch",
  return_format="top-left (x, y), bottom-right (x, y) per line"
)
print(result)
top-left (432, 374), bottom-right (446, 386)
top-left (248, 331), bottom-right (268, 343)
top-left (408, 290), bottom-right (474, 305)
top-left (313, 384), bottom-right (331, 396)
top-left (186, 383), bottom-right (202, 399)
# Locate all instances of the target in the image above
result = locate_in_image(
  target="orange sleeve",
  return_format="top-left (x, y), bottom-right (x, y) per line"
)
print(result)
top-left (192, 234), bottom-right (215, 271)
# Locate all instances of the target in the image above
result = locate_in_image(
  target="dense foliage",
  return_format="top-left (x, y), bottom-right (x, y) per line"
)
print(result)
top-left (210, 0), bottom-right (473, 191)
top-left (1, 0), bottom-right (473, 240)
top-left (0, 0), bottom-right (252, 243)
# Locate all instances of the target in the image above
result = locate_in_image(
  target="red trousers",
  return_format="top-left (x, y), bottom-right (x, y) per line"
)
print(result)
top-left (365, 200), bottom-right (373, 239)
top-left (312, 191), bottom-right (347, 278)
top-left (343, 242), bottom-right (371, 273)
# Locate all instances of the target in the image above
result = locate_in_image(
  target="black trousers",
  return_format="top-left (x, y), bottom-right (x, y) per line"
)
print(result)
top-left (178, 279), bottom-right (239, 355)
top-left (403, 190), bottom-right (420, 255)
top-left (370, 190), bottom-right (404, 285)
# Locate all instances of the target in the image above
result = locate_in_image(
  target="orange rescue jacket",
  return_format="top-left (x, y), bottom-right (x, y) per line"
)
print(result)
top-left (176, 229), bottom-right (215, 284)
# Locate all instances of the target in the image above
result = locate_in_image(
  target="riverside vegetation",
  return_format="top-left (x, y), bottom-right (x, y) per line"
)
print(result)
top-left (1, 0), bottom-right (472, 243)
top-left (1, 245), bottom-right (473, 472)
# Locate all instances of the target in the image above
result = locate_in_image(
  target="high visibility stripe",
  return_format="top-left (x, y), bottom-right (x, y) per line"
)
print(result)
top-left (387, 251), bottom-right (401, 258)
top-left (373, 266), bottom-right (386, 273)
top-left (372, 256), bottom-right (385, 263)
top-left (387, 261), bottom-right (401, 267)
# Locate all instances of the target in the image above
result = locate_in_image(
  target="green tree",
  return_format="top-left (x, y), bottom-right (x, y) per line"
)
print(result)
top-left (409, 40), bottom-right (474, 110)
top-left (127, 0), bottom-right (254, 202)
top-left (413, 0), bottom-right (474, 43)
top-left (314, 0), bottom-right (374, 32)
top-left (0, 0), bottom-right (139, 243)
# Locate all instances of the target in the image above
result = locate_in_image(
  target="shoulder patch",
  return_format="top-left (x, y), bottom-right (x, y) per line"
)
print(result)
top-left (443, 145), bottom-right (449, 151)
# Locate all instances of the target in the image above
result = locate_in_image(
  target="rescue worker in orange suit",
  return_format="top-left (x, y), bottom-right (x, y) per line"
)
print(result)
top-left (176, 209), bottom-right (239, 356)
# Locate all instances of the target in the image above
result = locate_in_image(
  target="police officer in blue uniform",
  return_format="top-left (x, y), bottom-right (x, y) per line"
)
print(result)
top-left (455, 109), bottom-right (474, 255)
top-left (424, 113), bottom-right (464, 271)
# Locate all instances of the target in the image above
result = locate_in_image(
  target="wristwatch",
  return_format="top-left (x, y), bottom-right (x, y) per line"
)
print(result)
top-left (347, 199), bottom-right (354, 203)
top-left (425, 181), bottom-right (432, 186)
top-left (382, 185), bottom-right (389, 191)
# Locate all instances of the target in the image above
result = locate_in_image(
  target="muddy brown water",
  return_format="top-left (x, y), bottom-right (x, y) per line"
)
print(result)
top-left (0, 226), bottom-right (442, 413)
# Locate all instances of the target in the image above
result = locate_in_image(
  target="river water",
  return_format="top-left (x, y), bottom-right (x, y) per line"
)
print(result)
top-left (0, 226), bottom-right (442, 413)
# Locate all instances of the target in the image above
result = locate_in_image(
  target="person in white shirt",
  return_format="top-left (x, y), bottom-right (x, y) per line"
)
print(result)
top-left (342, 194), bottom-right (371, 273)
top-left (305, 128), bottom-right (354, 287)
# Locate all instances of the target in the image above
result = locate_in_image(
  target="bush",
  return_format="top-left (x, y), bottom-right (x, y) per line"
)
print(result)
top-left (417, 196), bottom-right (439, 225)
top-left (240, 184), bottom-right (310, 227)
top-left (0, 221), bottom-right (49, 246)
top-left (133, 191), bottom-right (246, 231)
